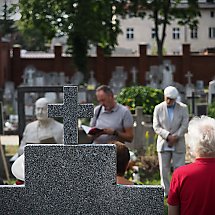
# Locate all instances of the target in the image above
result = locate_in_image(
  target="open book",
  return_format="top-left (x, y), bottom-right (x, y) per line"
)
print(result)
top-left (81, 125), bottom-right (103, 135)
top-left (163, 144), bottom-right (175, 152)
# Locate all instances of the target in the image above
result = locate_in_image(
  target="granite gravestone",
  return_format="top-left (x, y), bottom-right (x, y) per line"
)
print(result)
top-left (0, 86), bottom-right (164, 214)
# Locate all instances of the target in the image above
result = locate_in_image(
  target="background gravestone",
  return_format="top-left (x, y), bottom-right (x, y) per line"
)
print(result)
top-left (208, 80), bottom-right (215, 104)
top-left (0, 86), bottom-right (164, 214)
top-left (0, 102), bottom-right (3, 135)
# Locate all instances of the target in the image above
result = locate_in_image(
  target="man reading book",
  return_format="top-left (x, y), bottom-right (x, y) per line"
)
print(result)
top-left (90, 85), bottom-right (133, 144)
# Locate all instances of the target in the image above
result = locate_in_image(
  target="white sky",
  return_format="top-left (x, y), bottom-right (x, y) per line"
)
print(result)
top-left (0, 0), bottom-right (21, 20)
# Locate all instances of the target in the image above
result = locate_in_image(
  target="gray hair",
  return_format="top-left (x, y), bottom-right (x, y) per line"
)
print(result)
top-left (96, 85), bottom-right (113, 96)
top-left (186, 116), bottom-right (215, 157)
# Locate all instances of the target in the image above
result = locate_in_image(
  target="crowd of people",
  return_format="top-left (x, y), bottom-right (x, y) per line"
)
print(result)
top-left (3, 84), bottom-right (215, 214)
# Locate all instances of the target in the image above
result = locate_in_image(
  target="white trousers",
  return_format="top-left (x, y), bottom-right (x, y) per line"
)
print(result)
top-left (158, 151), bottom-right (185, 196)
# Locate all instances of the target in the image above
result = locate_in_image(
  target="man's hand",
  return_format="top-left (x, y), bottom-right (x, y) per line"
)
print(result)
top-left (167, 134), bottom-right (178, 147)
top-left (103, 128), bottom-right (115, 135)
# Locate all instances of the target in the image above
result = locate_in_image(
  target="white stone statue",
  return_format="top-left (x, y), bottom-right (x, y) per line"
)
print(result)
top-left (17, 97), bottom-right (64, 156)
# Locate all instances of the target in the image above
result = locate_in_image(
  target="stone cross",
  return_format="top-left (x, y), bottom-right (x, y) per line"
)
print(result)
top-left (130, 66), bottom-right (138, 84)
top-left (0, 85), bottom-right (164, 214)
top-left (185, 71), bottom-right (193, 85)
top-left (48, 85), bottom-right (94, 144)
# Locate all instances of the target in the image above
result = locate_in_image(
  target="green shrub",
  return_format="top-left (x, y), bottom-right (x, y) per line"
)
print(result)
top-left (116, 86), bottom-right (164, 115)
top-left (208, 102), bottom-right (215, 118)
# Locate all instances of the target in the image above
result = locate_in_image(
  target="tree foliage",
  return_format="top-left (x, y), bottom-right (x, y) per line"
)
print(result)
top-left (15, 0), bottom-right (124, 77)
top-left (116, 86), bottom-right (163, 115)
top-left (123, 0), bottom-right (201, 63)
top-left (0, 1), bottom-right (17, 39)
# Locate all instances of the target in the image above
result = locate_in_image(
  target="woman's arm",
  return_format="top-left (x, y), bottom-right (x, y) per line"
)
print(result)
top-left (168, 205), bottom-right (179, 215)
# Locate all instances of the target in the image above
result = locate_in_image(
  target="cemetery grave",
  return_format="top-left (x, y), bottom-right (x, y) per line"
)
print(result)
top-left (0, 85), bottom-right (164, 214)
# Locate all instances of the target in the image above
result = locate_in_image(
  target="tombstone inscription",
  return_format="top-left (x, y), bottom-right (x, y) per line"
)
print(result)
top-left (0, 86), bottom-right (164, 214)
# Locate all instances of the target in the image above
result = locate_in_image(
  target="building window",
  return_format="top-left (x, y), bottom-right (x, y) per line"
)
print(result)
top-left (190, 27), bottom-right (198, 39)
top-left (126, 28), bottom-right (134, 40)
top-left (211, 11), bottom-right (214, 17)
top-left (172, 27), bottom-right (180, 39)
top-left (151, 28), bottom-right (156, 38)
top-left (209, 27), bottom-right (215, 39)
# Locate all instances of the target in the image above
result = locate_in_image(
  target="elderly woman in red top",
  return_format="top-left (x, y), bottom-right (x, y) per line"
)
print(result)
top-left (168, 116), bottom-right (215, 215)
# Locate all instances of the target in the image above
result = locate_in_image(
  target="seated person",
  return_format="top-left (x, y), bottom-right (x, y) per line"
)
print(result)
top-left (17, 97), bottom-right (64, 156)
top-left (110, 141), bottom-right (134, 185)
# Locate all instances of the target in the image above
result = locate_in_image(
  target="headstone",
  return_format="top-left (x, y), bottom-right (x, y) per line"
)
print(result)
top-left (47, 72), bottom-right (59, 86)
top-left (0, 102), bottom-right (3, 135)
top-left (24, 93), bottom-right (35, 116)
top-left (78, 87), bottom-right (87, 104)
top-left (196, 104), bottom-right (208, 116)
top-left (130, 67), bottom-right (138, 85)
top-left (196, 80), bottom-right (204, 91)
top-left (3, 82), bottom-right (15, 102)
top-left (208, 80), bottom-right (215, 104)
top-left (58, 72), bottom-right (65, 85)
top-left (22, 66), bottom-right (36, 86)
top-left (44, 92), bottom-right (57, 103)
top-left (71, 71), bottom-right (84, 85)
top-left (109, 66), bottom-right (127, 95)
top-left (22, 68), bottom-right (66, 87)
top-left (185, 71), bottom-right (193, 85)
top-left (131, 107), bottom-right (154, 153)
top-left (3, 82), bottom-right (17, 119)
top-left (146, 65), bottom-right (162, 89)
top-left (35, 76), bottom-right (45, 86)
top-left (0, 86), bottom-right (164, 214)
top-left (87, 70), bottom-right (98, 90)
top-left (185, 71), bottom-right (195, 98)
top-left (160, 60), bottom-right (175, 89)
top-left (185, 85), bottom-right (194, 98)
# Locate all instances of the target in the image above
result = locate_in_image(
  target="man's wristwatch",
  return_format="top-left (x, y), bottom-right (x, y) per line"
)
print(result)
top-left (113, 130), bottom-right (118, 136)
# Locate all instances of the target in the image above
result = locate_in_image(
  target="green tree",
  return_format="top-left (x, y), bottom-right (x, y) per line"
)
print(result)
top-left (123, 0), bottom-right (200, 64)
top-left (14, 0), bottom-right (123, 78)
top-left (0, 0), bottom-right (17, 40)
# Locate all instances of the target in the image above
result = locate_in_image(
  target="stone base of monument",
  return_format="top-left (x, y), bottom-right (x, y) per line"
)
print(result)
top-left (0, 144), bottom-right (164, 214)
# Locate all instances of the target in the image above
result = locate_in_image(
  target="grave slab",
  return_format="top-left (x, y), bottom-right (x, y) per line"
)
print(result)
top-left (0, 145), bottom-right (163, 215)
top-left (0, 86), bottom-right (164, 214)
